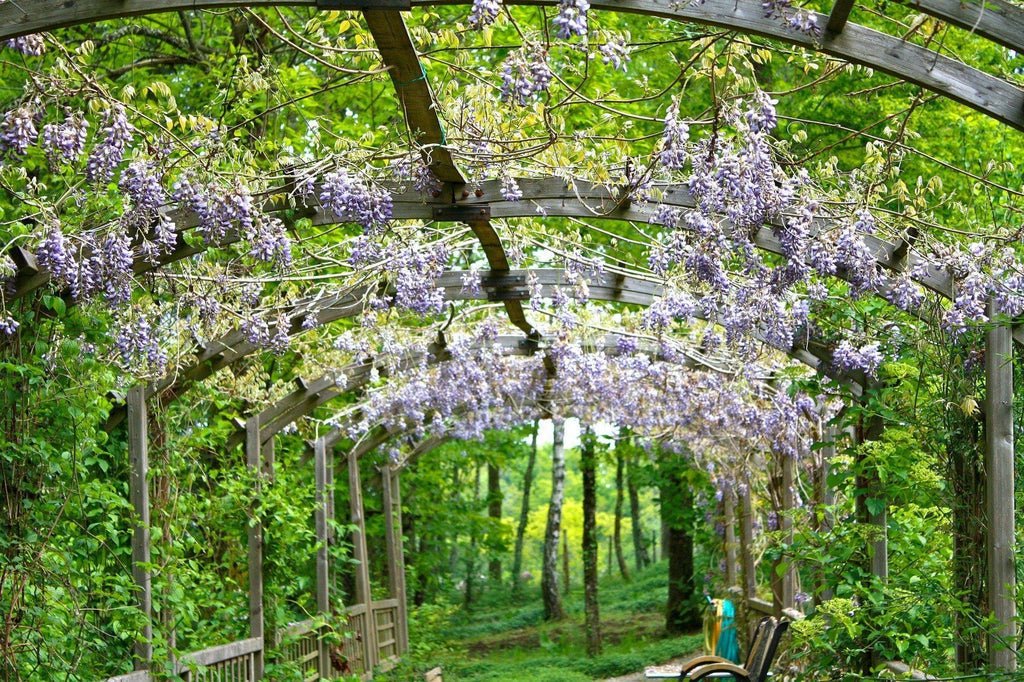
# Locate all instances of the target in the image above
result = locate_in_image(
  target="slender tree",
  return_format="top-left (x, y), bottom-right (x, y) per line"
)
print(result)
top-left (541, 419), bottom-right (566, 620)
top-left (613, 442), bottom-right (631, 581)
top-left (581, 429), bottom-right (602, 655)
top-left (512, 420), bottom-right (539, 595)
top-left (487, 461), bottom-right (502, 584)
top-left (464, 463), bottom-right (481, 608)
top-left (626, 445), bottom-right (651, 570)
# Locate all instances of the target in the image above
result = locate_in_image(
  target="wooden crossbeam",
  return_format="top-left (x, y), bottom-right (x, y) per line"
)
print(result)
top-left (826, 0), bottom-right (856, 34)
top-left (361, 8), bottom-right (536, 336)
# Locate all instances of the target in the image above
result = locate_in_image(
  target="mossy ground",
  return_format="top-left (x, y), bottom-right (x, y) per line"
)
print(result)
top-left (375, 561), bottom-right (703, 681)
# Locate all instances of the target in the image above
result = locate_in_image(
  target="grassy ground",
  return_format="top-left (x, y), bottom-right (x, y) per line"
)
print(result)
top-left (376, 562), bottom-right (703, 681)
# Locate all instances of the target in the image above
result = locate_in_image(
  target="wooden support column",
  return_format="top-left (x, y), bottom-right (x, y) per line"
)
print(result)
top-left (245, 417), bottom-right (265, 679)
top-left (985, 299), bottom-right (1016, 671)
top-left (738, 478), bottom-right (757, 646)
top-left (723, 485), bottom-right (738, 589)
top-left (382, 465), bottom-right (409, 654)
top-left (126, 385), bottom-right (152, 669)
top-left (314, 438), bottom-right (331, 677)
top-left (814, 427), bottom-right (836, 605)
top-left (348, 449), bottom-right (378, 669)
top-left (772, 453), bottom-right (795, 615)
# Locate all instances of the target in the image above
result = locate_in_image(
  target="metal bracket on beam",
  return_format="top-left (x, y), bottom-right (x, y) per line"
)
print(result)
top-left (317, 0), bottom-right (411, 8)
top-left (432, 205), bottom-right (491, 223)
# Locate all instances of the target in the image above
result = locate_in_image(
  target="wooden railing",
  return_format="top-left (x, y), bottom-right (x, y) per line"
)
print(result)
top-left (372, 599), bottom-right (400, 664)
top-left (105, 599), bottom-right (403, 682)
top-left (274, 620), bottom-right (319, 682)
top-left (176, 637), bottom-right (262, 682)
top-left (336, 603), bottom-right (369, 676)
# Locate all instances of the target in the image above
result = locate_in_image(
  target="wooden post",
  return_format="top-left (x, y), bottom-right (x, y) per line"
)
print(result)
top-left (723, 484), bottom-right (738, 588)
top-left (771, 453), bottom-right (795, 615)
top-left (348, 449), bottom-right (378, 669)
top-left (126, 385), bottom-right (152, 669)
top-left (738, 478), bottom-right (756, 646)
top-left (382, 465), bottom-right (409, 654)
top-left (814, 427), bottom-right (836, 604)
top-left (326, 447), bottom-right (337, 601)
top-left (314, 438), bottom-right (331, 677)
top-left (985, 299), bottom-right (1016, 671)
top-left (245, 417), bottom-right (265, 679)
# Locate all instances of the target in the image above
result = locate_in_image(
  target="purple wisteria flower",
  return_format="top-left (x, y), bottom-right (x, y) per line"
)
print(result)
top-left (86, 105), bottom-right (133, 183)
top-left (599, 36), bottom-right (630, 71)
top-left (832, 340), bottom-right (883, 377)
top-left (500, 174), bottom-right (523, 201)
top-left (42, 113), bottom-right (89, 163)
top-left (319, 168), bottom-right (393, 232)
top-left (500, 48), bottom-right (552, 105)
top-left (553, 0), bottom-right (590, 38)
top-left (469, 0), bottom-right (502, 28)
top-left (659, 102), bottom-right (689, 170)
top-left (5, 34), bottom-right (45, 56)
top-left (0, 104), bottom-right (38, 156)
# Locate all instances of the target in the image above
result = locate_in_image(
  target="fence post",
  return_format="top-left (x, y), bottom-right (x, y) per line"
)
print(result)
top-left (127, 385), bottom-right (152, 669)
top-left (246, 416), bottom-right (265, 679)
top-left (314, 438), bottom-right (331, 676)
top-left (382, 465), bottom-right (409, 654)
top-left (985, 299), bottom-right (1016, 670)
top-left (349, 449), bottom-right (378, 669)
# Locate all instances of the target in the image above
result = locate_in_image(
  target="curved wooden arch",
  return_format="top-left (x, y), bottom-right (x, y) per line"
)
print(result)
top-left (9, 176), bottom-right (960, 315)
top-left (0, 0), bottom-right (1021, 130)
top-left (107, 264), bottom-right (855, 429)
top-left (246, 313), bottom-right (846, 456)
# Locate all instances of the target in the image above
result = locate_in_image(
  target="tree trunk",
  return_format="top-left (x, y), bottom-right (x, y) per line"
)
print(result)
top-left (464, 463), bottom-right (481, 609)
top-left (513, 421), bottom-right (539, 596)
top-left (562, 526), bottom-right (571, 594)
top-left (614, 446), bottom-right (631, 581)
top-left (541, 419), bottom-right (566, 620)
top-left (662, 459), bottom-right (700, 633)
top-left (581, 430), bottom-right (602, 656)
top-left (627, 447), bottom-right (650, 570)
top-left (487, 462), bottom-right (502, 584)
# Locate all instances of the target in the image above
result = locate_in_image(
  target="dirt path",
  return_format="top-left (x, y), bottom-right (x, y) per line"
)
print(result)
top-left (601, 658), bottom-right (686, 682)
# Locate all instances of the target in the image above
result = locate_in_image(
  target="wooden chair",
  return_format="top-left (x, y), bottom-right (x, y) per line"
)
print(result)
top-left (677, 616), bottom-right (789, 682)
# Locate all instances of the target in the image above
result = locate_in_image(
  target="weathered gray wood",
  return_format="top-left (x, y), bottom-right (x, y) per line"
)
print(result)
top-left (2, 0), bottom-right (1020, 129)
top-left (348, 448), bottom-right (379, 670)
top-left (772, 452), bottom-right (795, 615)
top-left (126, 385), bottom-right (153, 669)
top-left (245, 416), bottom-right (265, 679)
top-left (738, 479), bottom-right (757, 642)
top-left (985, 298), bottom-right (1016, 671)
top-left (904, 0), bottom-right (1024, 53)
top-left (106, 669), bottom-right (152, 682)
top-left (723, 485), bottom-right (738, 589)
top-left (176, 637), bottom-right (262, 669)
top-left (382, 466), bottom-right (410, 654)
top-left (826, 0), bottom-right (856, 33)
top-left (814, 426), bottom-right (836, 604)
top-left (314, 438), bottom-right (331, 677)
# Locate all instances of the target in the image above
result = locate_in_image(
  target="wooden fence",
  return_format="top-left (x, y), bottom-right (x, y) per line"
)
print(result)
top-left (105, 600), bottom-right (402, 682)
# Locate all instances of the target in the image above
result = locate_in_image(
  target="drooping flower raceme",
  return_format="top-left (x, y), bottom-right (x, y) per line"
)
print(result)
top-left (553, 0), bottom-right (590, 38)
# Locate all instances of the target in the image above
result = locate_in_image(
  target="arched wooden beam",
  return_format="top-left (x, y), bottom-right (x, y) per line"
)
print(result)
top-left (10, 177), bottom-right (963, 323)
top-left (244, 323), bottom-right (852, 454)
top-left (0, 0), bottom-right (1020, 129)
top-left (103, 264), bottom-right (855, 430)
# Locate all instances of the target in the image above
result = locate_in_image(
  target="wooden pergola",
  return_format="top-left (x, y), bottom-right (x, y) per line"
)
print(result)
top-left (2, 0), bottom-right (1019, 678)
